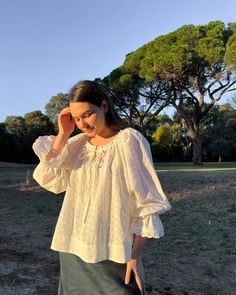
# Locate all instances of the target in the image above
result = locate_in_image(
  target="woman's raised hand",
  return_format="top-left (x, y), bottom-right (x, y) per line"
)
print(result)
top-left (58, 107), bottom-right (75, 137)
top-left (46, 107), bottom-right (75, 160)
top-left (45, 108), bottom-right (75, 160)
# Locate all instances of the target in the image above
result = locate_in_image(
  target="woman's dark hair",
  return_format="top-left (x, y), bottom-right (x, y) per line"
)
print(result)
top-left (69, 80), bottom-right (128, 131)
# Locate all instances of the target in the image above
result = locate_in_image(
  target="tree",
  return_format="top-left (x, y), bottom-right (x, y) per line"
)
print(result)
top-left (228, 96), bottom-right (236, 108)
top-left (122, 21), bottom-right (236, 164)
top-left (145, 114), bottom-right (173, 141)
top-left (101, 67), bottom-right (170, 137)
top-left (152, 124), bottom-right (172, 147)
top-left (3, 111), bottom-right (55, 163)
top-left (202, 103), bottom-right (236, 162)
top-left (5, 116), bottom-right (26, 136)
top-left (23, 111), bottom-right (55, 163)
top-left (24, 110), bottom-right (54, 136)
top-left (151, 122), bottom-right (186, 161)
top-left (0, 123), bottom-right (16, 162)
top-left (45, 93), bottom-right (69, 130)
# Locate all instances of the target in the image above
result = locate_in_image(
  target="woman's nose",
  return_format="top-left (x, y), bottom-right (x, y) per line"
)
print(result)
top-left (80, 119), bottom-right (89, 129)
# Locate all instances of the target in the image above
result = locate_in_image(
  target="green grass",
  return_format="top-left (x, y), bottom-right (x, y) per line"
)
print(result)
top-left (143, 161), bottom-right (236, 293)
top-left (154, 161), bottom-right (236, 170)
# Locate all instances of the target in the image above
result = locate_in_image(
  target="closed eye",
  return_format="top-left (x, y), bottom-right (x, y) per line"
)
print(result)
top-left (85, 112), bottom-right (93, 117)
top-left (74, 112), bottom-right (93, 121)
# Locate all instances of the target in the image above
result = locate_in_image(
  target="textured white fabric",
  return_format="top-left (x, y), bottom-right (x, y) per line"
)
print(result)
top-left (32, 127), bottom-right (172, 263)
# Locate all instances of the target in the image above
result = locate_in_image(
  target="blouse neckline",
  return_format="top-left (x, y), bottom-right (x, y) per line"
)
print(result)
top-left (85, 128), bottom-right (125, 151)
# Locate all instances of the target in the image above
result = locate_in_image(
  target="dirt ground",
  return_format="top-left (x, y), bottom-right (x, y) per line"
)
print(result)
top-left (0, 161), bottom-right (235, 295)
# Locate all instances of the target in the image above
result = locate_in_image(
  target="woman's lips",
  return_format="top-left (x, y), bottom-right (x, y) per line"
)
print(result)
top-left (85, 128), bottom-right (94, 133)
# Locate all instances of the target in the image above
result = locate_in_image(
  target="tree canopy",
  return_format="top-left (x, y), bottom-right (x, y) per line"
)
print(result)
top-left (45, 93), bottom-right (69, 129)
top-left (1, 20), bottom-right (236, 164)
top-left (118, 20), bottom-right (236, 164)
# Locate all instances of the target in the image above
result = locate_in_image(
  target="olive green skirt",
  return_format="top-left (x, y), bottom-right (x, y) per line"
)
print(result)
top-left (58, 252), bottom-right (146, 295)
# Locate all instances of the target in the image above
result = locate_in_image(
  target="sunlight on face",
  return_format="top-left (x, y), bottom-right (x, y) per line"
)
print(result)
top-left (69, 101), bottom-right (107, 136)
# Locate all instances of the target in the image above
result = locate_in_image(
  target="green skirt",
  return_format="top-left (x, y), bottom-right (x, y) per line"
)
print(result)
top-left (58, 252), bottom-right (146, 295)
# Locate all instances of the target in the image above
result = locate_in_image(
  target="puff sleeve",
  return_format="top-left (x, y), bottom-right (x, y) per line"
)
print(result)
top-left (123, 128), bottom-right (172, 238)
top-left (32, 135), bottom-right (71, 194)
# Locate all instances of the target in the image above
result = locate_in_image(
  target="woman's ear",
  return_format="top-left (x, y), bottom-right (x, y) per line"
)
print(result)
top-left (102, 101), bottom-right (108, 114)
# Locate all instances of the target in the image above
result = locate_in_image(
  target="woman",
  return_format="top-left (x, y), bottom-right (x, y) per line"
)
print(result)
top-left (32, 80), bottom-right (172, 295)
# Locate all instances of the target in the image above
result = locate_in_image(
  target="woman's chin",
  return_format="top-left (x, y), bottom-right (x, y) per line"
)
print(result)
top-left (85, 128), bottom-right (95, 136)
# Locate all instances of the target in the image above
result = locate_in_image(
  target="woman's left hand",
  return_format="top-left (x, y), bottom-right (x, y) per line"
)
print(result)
top-left (125, 258), bottom-right (144, 294)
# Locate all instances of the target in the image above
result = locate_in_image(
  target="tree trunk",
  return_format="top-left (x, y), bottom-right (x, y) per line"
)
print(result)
top-left (192, 131), bottom-right (203, 165)
top-left (187, 126), bottom-right (203, 165)
top-left (219, 154), bottom-right (222, 163)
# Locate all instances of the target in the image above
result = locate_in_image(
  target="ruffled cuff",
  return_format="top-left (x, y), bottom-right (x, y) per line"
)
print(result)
top-left (132, 213), bottom-right (164, 239)
top-left (32, 135), bottom-right (68, 168)
top-left (132, 197), bottom-right (172, 218)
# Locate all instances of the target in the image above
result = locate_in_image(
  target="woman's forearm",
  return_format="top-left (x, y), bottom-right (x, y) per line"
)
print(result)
top-left (45, 133), bottom-right (69, 160)
top-left (131, 233), bottom-right (147, 259)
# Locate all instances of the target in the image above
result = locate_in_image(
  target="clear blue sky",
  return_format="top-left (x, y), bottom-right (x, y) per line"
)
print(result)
top-left (0, 0), bottom-right (235, 122)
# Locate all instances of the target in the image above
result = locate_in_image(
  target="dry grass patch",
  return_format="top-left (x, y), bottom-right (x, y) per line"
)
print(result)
top-left (0, 162), bottom-right (235, 294)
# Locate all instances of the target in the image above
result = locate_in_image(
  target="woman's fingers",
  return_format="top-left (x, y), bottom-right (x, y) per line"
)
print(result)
top-left (133, 271), bottom-right (144, 294)
top-left (59, 108), bottom-right (71, 117)
top-left (59, 109), bottom-right (74, 122)
top-left (125, 260), bottom-right (144, 293)
top-left (57, 107), bottom-right (75, 135)
top-left (61, 107), bottom-right (70, 112)
top-left (124, 266), bottom-right (131, 284)
top-left (59, 107), bottom-right (70, 113)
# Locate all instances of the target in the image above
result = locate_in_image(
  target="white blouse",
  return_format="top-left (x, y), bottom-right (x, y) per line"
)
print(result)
top-left (32, 127), bottom-right (172, 263)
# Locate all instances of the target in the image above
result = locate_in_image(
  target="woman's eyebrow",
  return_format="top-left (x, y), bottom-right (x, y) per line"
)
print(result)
top-left (72, 110), bottom-right (92, 118)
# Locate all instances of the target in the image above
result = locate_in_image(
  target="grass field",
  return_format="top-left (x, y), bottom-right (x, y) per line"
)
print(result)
top-left (0, 161), bottom-right (235, 294)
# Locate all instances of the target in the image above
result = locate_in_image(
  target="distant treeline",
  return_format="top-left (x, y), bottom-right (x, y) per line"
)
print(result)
top-left (0, 99), bottom-right (235, 164)
top-left (1, 20), bottom-right (236, 164)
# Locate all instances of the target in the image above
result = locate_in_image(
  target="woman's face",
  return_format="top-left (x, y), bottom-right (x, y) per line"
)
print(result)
top-left (69, 101), bottom-right (108, 137)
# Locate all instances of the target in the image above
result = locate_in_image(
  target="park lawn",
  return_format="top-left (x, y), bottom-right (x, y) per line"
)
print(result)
top-left (144, 162), bottom-right (236, 294)
top-left (0, 162), bottom-right (235, 294)
top-left (155, 161), bottom-right (236, 171)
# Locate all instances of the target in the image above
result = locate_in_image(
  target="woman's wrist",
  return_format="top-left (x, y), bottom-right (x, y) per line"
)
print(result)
top-left (131, 234), bottom-right (147, 259)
